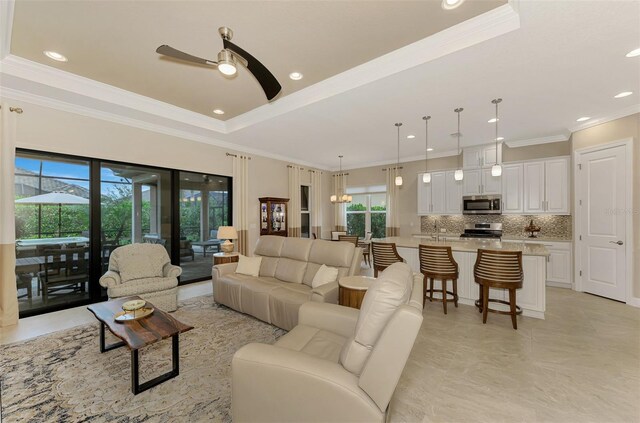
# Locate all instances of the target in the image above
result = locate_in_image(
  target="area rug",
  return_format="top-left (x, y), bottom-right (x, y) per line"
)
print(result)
top-left (0, 295), bottom-right (285, 422)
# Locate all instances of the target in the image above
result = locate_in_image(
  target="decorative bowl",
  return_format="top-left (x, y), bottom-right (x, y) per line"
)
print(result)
top-left (122, 299), bottom-right (146, 312)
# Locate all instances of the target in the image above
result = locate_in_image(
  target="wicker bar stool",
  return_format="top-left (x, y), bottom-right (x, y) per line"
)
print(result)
top-left (473, 249), bottom-right (524, 329)
top-left (371, 242), bottom-right (404, 277)
top-left (418, 245), bottom-right (459, 314)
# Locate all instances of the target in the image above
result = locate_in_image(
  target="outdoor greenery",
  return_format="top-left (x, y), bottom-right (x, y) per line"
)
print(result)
top-left (346, 202), bottom-right (386, 238)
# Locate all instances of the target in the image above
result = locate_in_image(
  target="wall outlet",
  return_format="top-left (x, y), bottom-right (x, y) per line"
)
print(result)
top-left (440, 228), bottom-right (447, 233)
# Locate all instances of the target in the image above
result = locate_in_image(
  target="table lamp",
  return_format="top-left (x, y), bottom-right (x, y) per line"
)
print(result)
top-left (217, 226), bottom-right (238, 253)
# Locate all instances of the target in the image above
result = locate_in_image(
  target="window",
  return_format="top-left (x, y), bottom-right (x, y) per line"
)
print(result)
top-left (301, 185), bottom-right (310, 238)
top-left (346, 193), bottom-right (386, 238)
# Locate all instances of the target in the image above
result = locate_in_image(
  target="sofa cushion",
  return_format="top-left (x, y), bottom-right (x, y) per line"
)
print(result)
top-left (258, 257), bottom-right (279, 278)
top-left (268, 285), bottom-right (312, 331)
top-left (239, 277), bottom-right (281, 324)
top-left (275, 325), bottom-right (348, 363)
top-left (302, 240), bottom-right (355, 286)
top-left (108, 276), bottom-right (177, 298)
top-left (312, 264), bottom-right (339, 288)
top-left (236, 255), bottom-right (262, 277)
top-left (275, 258), bottom-right (307, 284)
top-left (281, 238), bottom-right (313, 261)
top-left (254, 236), bottom-right (285, 257)
top-left (339, 262), bottom-right (413, 375)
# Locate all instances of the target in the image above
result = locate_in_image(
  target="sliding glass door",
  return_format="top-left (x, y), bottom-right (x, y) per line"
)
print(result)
top-left (14, 152), bottom-right (91, 314)
top-left (179, 172), bottom-right (231, 282)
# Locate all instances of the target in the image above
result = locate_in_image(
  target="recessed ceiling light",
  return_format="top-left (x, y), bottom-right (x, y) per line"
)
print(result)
top-left (625, 48), bottom-right (640, 58)
top-left (407, 135), bottom-right (415, 139)
top-left (289, 72), bottom-right (303, 80)
top-left (442, 0), bottom-right (465, 10)
top-left (614, 91), bottom-right (633, 98)
top-left (43, 51), bottom-right (67, 62)
top-left (576, 117), bottom-right (590, 122)
top-left (212, 109), bottom-right (225, 115)
top-left (488, 118), bottom-right (499, 123)
top-left (427, 148), bottom-right (434, 152)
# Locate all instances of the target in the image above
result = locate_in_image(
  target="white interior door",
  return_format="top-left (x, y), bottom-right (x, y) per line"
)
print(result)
top-left (578, 145), bottom-right (627, 301)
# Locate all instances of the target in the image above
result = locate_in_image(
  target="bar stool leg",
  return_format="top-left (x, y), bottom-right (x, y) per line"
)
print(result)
top-left (477, 283), bottom-right (483, 313)
top-left (429, 278), bottom-right (434, 302)
top-left (509, 288), bottom-right (518, 330)
top-left (482, 285), bottom-right (489, 324)
top-left (453, 279), bottom-right (458, 308)
top-left (442, 279), bottom-right (447, 315)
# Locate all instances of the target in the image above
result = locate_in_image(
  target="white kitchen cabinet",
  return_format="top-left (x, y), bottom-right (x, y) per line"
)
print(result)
top-left (524, 161), bottom-right (546, 213)
top-left (462, 169), bottom-right (482, 195)
top-left (463, 168), bottom-right (501, 196)
top-left (462, 144), bottom-right (502, 168)
top-left (545, 158), bottom-right (570, 214)
top-left (544, 241), bottom-right (572, 287)
top-left (524, 158), bottom-right (570, 215)
top-left (417, 172), bottom-right (446, 215)
top-left (445, 170), bottom-right (463, 214)
top-left (502, 163), bottom-right (524, 214)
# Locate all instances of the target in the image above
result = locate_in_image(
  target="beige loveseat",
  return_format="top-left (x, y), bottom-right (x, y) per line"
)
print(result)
top-left (232, 262), bottom-right (424, 422)
top-left (211, 236), bottom-right (362, 330)
top-left (99, 243), bottom-right (181, 311)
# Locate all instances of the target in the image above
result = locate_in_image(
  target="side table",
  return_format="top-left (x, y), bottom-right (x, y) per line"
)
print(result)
top-left (338, 275), bottom-right (375, 309)
top-left (213, 252), bottom-right (239, 265)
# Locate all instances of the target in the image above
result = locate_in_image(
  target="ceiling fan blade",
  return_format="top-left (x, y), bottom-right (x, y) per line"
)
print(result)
top-left (156, 45), bottom-right (218, 67)
top-left (223, 39), bottom-right (282, 101)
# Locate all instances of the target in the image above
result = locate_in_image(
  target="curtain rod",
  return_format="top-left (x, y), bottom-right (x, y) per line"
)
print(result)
top-left (382, 166), bottom-right (403, 171)
top-left (226, 152), bottom-right (251, 159)
top-left (332, 172), bottom-right (349, 176)
top-left (287, 165), bottom-right (305, 170)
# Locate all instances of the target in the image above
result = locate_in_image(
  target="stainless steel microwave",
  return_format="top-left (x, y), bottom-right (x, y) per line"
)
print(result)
top-left (462, 195), bottom-right (502, 215)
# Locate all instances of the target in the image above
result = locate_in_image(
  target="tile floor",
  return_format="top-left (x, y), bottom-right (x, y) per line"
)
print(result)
top-left (2, 276), bottom-right (639, 422)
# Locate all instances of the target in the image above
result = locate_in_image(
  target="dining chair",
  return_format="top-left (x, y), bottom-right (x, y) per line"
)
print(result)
top-left (338, 234), bottom-right (359, 247)
top-left (331, 231), bottom-right (347, 241)
top-left (38, 246), bottom-right (89, 303)
top-left (358, 232), bottom-right (373, 267)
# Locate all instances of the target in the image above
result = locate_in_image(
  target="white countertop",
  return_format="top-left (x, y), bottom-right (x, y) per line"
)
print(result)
top-left (412, 233), bottom-right (572, 243)
top-left (376, 237), bottom-right (550, 256)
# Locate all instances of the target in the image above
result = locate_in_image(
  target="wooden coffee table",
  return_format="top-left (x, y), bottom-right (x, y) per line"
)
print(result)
top-left (87, 296), bottom-right (193, 395)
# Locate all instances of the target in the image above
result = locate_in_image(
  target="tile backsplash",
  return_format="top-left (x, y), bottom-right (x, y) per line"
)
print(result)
top-left (420, 215), bottom-right (572, 239)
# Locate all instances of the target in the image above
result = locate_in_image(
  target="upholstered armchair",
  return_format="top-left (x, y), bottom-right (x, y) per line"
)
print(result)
top-left (99, 243), bottom-right (181, 311)
top-left (231, 262), bottom-right (424, 422)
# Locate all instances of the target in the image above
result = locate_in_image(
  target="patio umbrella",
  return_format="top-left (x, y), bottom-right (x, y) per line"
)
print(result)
top-left (15, 191), bottom-right (89, 237)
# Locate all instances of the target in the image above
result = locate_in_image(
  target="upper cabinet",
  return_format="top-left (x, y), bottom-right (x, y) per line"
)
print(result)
top-left (445, 170), bottom-right (463, 214)
top-left (462, 144), bottom-right (502, 168)
top-left (502, 163), bottom-right (524, 214)
top-left (463, 168), bottom-right (501, 196)
top-left (417, 171), bottom-right (456, 215)
top-left (523, 157), bottom-right (570, 215)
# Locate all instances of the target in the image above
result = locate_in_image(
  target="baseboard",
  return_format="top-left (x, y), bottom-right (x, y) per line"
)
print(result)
top-left (546, 281), bottom-right (572, 289)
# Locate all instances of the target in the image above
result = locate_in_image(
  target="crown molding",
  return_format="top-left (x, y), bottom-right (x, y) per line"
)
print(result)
top-left (505, 133), bottom-right (571, 148)
top-left (569, 104), bottom-right (640, 133)
top-left (225, 3), bottom-right (521, 132)
top-left (0, 87), bottom-right (331, 171)
top-left (0, 0), bottom-right (14, 61)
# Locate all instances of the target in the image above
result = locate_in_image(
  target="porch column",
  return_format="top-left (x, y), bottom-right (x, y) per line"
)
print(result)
top-left (132, 182), bottom-right (143, 243)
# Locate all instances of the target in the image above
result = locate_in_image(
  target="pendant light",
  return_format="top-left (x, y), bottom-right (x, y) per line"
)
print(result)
top-left (394, 123), bottom-right (403, 186)
top-left (330, 155), bottom-right (352, 204)
top-left (491, 98), bottom-right (503, 177)
top-left (422, 115), bottom-right (432, 183)
top-left (454, 108), bottom-right (464, 181)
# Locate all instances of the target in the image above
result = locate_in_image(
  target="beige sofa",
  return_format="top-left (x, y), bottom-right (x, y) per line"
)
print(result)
top-left (212, 236), bottom-right (362, 330)
top-left (232, 262), bottom-right (424, 422)
top-left (99, 243), bottom-right (181, 311)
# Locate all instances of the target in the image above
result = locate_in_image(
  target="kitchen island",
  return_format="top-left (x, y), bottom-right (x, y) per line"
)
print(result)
top-left (375, 237), bottom-right (549, 319)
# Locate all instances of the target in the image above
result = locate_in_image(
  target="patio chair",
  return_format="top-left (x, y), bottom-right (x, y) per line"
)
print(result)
top-left (179, 239), bottom-right (195, 261)
top-left (37, 246), bottom-right (89, 304)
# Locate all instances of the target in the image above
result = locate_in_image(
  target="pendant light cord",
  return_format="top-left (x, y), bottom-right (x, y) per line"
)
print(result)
top-left (492, 98), bottom-right (502, 165)
top-left (395, 122), bottom-right (402, 170)
top-left (423, 116), bottom-right (431, 172)
top-left (454, 108), bottom-right (463, 167)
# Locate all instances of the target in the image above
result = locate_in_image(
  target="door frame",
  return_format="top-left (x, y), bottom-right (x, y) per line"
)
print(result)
top-left (573, 137), bottom-right (636, 306)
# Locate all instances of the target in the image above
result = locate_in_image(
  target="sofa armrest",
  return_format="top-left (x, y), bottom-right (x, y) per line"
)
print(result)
top-left (298, 302), bottom-right (359, 338)
top-left (163, 263), bottom-right (182, 278)
top-left (232, 343), bottom-right (382, 423)
top-left (311, 281), bottom-right (339, 304)
top-left (99, 270), bottom-right (121, 288)
top-left (211, 262), bottom-right (238, 281)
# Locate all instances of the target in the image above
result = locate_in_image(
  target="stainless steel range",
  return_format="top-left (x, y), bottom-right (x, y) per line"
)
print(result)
top-left (459, 223), bottom-right (502, 239)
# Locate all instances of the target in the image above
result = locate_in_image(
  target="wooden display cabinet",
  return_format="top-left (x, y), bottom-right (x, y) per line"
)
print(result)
top-left (259, 197), bottom-right (289, 237)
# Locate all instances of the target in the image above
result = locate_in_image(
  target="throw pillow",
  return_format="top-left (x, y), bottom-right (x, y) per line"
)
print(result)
top-left (236, 255), bottom-right (262, 277)
top-left (311, 264), bottom-right (339, 288)
top-left (339, 262), bottom-right (413, 375)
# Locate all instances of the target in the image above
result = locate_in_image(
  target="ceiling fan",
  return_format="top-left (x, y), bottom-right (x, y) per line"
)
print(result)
top-left (156, 27), bottom-right (282, 101)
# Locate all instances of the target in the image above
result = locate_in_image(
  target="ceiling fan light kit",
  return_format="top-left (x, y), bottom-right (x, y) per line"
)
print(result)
top-left (156, 26), bottom-right (282, 100)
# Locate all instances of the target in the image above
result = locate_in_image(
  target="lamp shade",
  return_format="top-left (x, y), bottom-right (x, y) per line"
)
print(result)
top-left (217, 226), bottom-right (238, 240)
top-left (491, 164), bottom-right (503, 177)
top-left (454, 169), bottom-right (464, 181)
top-left (395, 175), bottom-right (403, 186)
top-left (422, 173), bottom-right (431, 183)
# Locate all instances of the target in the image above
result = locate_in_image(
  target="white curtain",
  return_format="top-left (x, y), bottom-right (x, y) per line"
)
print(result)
top-left (334, 173), bottom-right (347, 231)
top-left (0, 104), bottom-right (19, 327)
top-left (310, 170), bottom-right (323, 239)
top-left (287, 165), bottom-right (302, 237)
top-left (232, 155), bottom-right (250, 255)
top-left (385, 167), bottom-right (400, 237)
